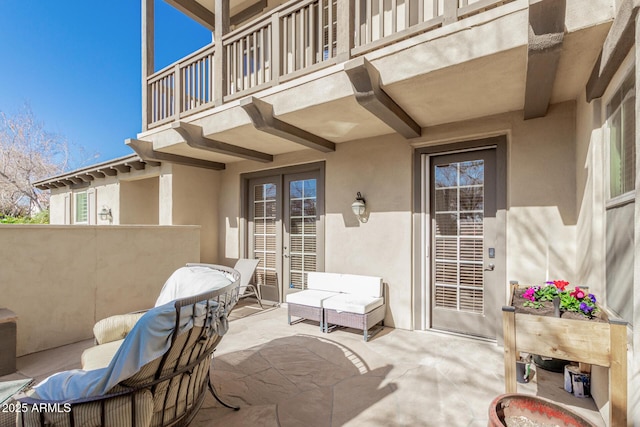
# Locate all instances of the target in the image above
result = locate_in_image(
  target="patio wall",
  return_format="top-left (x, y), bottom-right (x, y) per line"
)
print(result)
top-left (0, 225), bottom-right (200, 356)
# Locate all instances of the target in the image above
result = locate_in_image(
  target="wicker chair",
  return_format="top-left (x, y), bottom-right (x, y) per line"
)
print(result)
top-left (15, 263), bottom-right (241, 427)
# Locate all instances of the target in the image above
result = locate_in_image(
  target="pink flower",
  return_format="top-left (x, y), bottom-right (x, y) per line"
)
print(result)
top-left (523, 287), bottom-right (536, 301)
top-left (570, 287), bottom-right (585, 299)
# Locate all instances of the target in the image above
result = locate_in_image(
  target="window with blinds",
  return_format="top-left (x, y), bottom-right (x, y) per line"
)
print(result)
top-left (75, 192), bottom-right (88, 224)
top-left (288, 179), bottom-right (317, 290)
top-left (253, 183), bottom-right (278, 287)
top-left (433, 160), bottom-right (485, 314)
top-left (608, 70), bottom-right (635, 199)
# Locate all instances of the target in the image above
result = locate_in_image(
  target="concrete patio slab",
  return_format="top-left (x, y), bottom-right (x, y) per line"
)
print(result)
top-left (1, 301), bottom-right (605, 426)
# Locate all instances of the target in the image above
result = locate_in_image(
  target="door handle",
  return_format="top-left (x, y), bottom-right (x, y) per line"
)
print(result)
top-left (484, 263), bottom-right (495, 271)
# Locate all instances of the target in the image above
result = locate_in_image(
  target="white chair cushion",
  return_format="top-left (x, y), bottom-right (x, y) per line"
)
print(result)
top-left (340, 274), bottom-right (383, 297)
top-left (323, 293), bottom-right (384, 314)
top-left (82, 339), bottom-right (125, 371)
top-left (307, 272), bottom-right (344, 293)
top-left (285, 290), bottom-right (338, 307)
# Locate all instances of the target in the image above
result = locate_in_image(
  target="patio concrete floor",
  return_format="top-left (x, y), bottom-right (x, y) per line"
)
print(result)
top-left (3, 300), bottom-right (605, 426)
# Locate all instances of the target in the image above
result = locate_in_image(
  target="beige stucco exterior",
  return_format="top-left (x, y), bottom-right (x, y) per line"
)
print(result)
top-left (34, 0), bottom-right (640, 422)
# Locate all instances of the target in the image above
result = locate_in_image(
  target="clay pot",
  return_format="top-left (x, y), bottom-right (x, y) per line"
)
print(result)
top-left (488, 394), bottom-right (596, 427)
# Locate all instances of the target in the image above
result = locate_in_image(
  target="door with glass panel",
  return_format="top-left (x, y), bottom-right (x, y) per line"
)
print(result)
top-left (430, 149), bottom-right (498, 338)
top-left (248, 170), bottom-right (323, 301)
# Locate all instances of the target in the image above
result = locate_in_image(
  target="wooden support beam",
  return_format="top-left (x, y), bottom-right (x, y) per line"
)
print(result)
top-left (125, 161), bottom-right (146, 171)
top-left (609, 319), bottom-right (628, 426)
top-left (230, 0), bottom-right (267, 27)
top-left (171, 122), bottom-right (273, 162)
top-left (240, 97), bottom-right (336, 153)
top-left (126, 138), bottom-right (226, 170)
top-left (87, 171), bottom-right (106, 179)
top-left (142, 0), bottom-right (154, 131)
top-left (523, 0), bottom-right (565, 119)
top-left (214, 0), bottom-right (230, 106)
top-left (76, 175), bottom-right (94, 182)
top-left (164, 0), bottom-right (215, 31)
top-left (586, 0), bottom-right (639, 102)
top-left (344, 57), bottom-right (421, 138)
top-left (68, 177), bottom-right (83, 185)
top-left (502, 306), bottom-right (517, 394)
top-left (97, 168), bottom-right (117, 177)
top-left (112, 164), bottom-right (131, 174)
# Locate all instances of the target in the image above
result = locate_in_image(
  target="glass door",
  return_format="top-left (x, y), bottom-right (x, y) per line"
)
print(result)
top-left (247, 167), bottom-right (324, 301)
top-left (430, 148), bottom-right (498, 338)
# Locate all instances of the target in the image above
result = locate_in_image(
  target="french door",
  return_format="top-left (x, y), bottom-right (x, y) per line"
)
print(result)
top-left (247, 167), bottom-right (324, 301)
top-left (429, 148), bottom-right (501, 338)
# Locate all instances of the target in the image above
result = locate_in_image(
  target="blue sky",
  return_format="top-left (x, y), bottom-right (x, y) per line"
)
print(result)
top-left (0, 0), bottom-right (212, 166)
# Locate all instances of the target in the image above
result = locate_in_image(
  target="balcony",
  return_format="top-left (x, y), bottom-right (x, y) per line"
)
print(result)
top-left (144, 0), bottom-right (518, 130)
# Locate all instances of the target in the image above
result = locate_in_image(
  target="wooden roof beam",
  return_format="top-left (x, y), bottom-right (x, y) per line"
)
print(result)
top-left (523, 0), bottom-right (566, 120)
top-left (112, 164), bottom-right (131, 174)
top-left (125, 161), bottom-right (146, 171)
top-left (97, 168), bottom-right (118, 177)
top-left (126, 138), bottom-right (225, 170)
top-left (344, 57), bottom-right (421, 139)
top-left (87, 171), bottom-right (106, 179)
top-left (76, 174), bottom-right (94, 182)
top-left (586, 0), bottom-right (639, 102)
top-left (164, 0), bottom-right (215, 31)
top-left (240, 97), bottom-right (335, 153)
top-left (171, 121), bottom-right (273, 163)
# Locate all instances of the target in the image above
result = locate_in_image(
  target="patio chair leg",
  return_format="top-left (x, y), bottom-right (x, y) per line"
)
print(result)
top-left (208, 378), bottom-right (240, 411)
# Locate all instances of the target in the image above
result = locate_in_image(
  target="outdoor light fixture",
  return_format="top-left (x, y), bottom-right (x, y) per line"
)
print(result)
top-left (99, 207), bottom-right (113, 222)
top-left (351, 192), bottom-right (367, 222)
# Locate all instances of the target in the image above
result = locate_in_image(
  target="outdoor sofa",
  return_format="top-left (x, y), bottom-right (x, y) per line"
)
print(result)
top-left (286, 272), bottom-right (385, 341)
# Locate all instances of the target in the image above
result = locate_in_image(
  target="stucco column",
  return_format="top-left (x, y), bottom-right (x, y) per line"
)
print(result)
top-left (158, 164), bottom-right (173, 225)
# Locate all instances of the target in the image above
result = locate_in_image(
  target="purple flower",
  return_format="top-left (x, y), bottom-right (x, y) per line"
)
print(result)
top-left (588, 293), bottom-right (596, 303)
top-left (580, 302), bottom-right (594, 313)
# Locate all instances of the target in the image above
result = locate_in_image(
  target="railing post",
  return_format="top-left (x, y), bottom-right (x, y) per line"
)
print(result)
top-left (271, 13), bottom-right (281, 86)
top-left (214, 0), bottom-right (230, 107)
top-left (443, 0), bottom-right (458, 25)
top-left (142, 0), bottom-right (154, 131)
top-left (174, 63), bottom-right (182, 119)
top-left (336, 0), bottom-right (354, 63)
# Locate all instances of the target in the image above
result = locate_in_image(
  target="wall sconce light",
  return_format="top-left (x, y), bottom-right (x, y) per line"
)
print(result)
top-left (351, 192), bottom-right (367, 223)
top-left (99, 207), bottom-right (112, 222)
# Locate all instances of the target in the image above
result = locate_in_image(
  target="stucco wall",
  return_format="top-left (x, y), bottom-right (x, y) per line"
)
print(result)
top-left (170, 164), bottom-right (221, 263)
top-left (0, 225), bottom-right (200, 356)
top-left (120, 177), bottom-right (160, 224)
top-left (218, 134), bottom-right (413, 329)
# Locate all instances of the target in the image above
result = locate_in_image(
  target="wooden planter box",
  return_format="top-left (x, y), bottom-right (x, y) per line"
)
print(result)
top-left (502, 285), bottom-right (628, 426)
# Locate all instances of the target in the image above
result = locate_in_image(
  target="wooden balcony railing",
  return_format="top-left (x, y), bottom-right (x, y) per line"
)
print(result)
top-left (145, 0), bottom-right (514, 129)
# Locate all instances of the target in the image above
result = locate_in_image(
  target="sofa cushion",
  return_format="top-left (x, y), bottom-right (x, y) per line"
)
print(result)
top-left (286, 290), bottom-right (337, 307)
top-left (323, 294), bottom-right (384, 314)
top-left (81, 339), bottom-right (125, 371)
top-left (307, 272), bottom-right (344, 293)
top-left (340, 274), bottom-right (383, 298)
